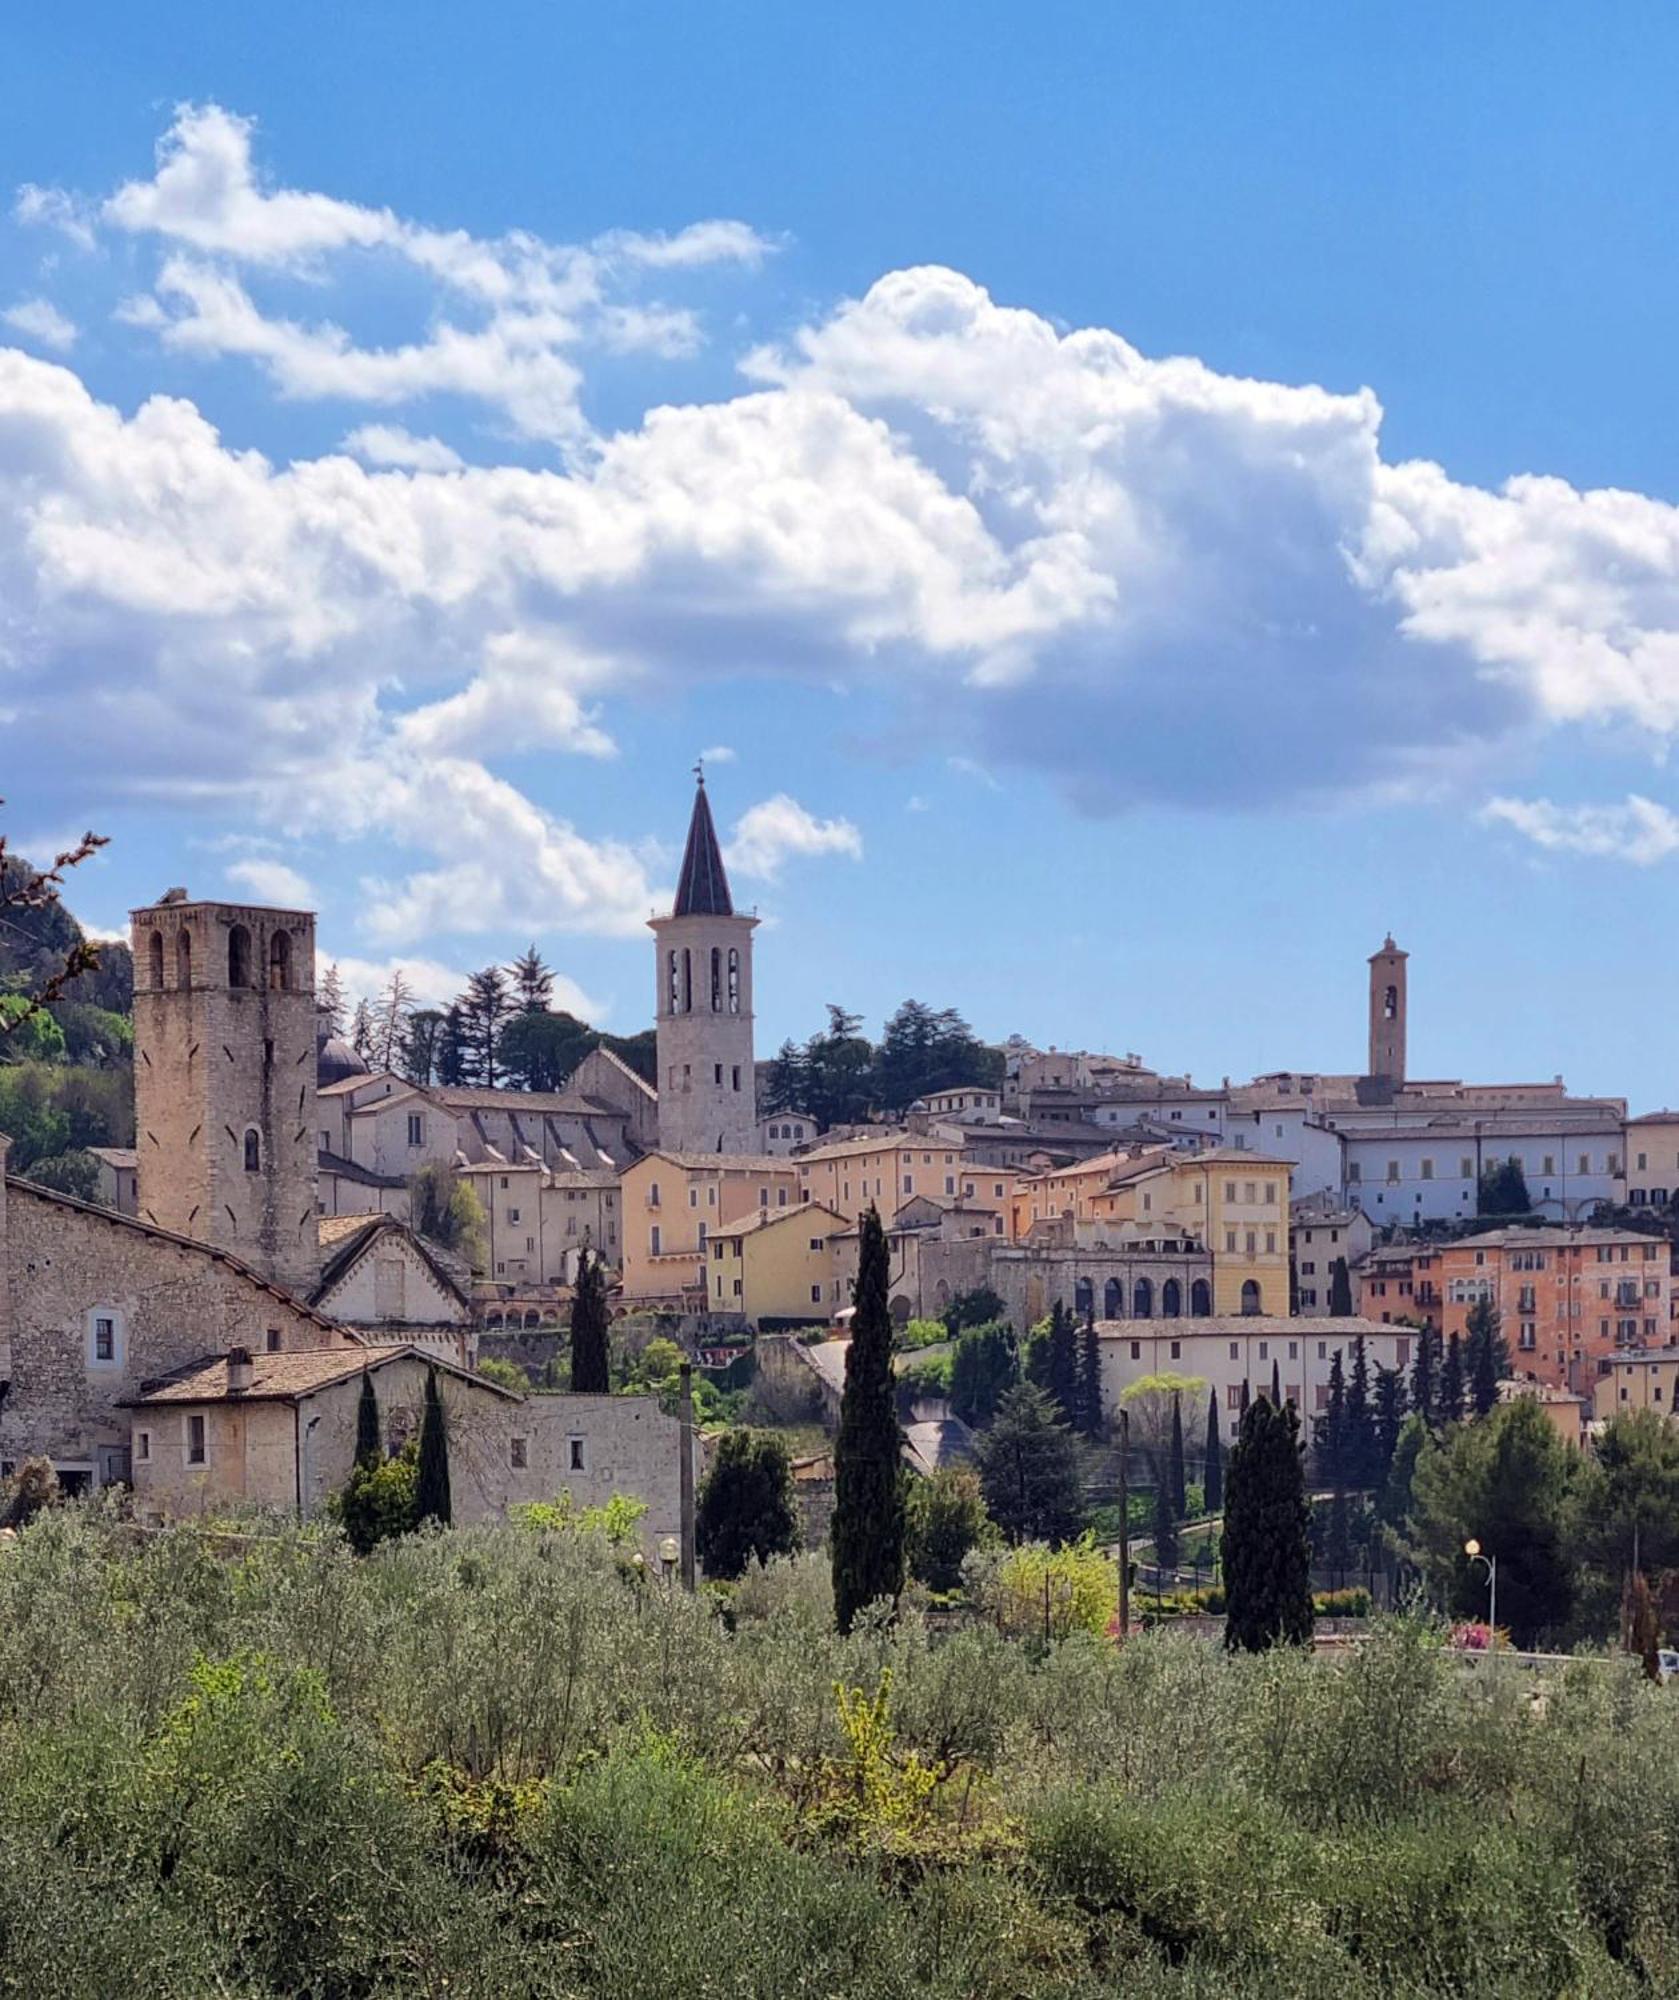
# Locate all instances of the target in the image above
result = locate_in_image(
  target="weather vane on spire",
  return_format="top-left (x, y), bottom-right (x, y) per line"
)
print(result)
top-left (692, 756), bottom-right (705, 786)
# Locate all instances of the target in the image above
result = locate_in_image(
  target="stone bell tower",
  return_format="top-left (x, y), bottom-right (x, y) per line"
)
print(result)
top-left (650, 774), bottom-right (758, 1155)
top-left (131, 889), bottom-right (320, 1298)
top-left (1367, 934), bottom-right (1408, 1086)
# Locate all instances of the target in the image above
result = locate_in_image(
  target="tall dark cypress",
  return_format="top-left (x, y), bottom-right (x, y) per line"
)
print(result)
top-left (1203, 1387), bottom-right (1223, 1514)
top-left (354, 1368), bottom-right (381, 1468)
top-left (1345, 1335), bottom-right (1377, 1490)
top-left (1320, 1348), bottom-right (1347, 1490)
top-left (1078, 1307), bottom-right (1103, 1437)
top-left (1465, 1297), bottom-right (1503, 1417)
top-left (1240, 1377), bottom-right (1251, 1417)
top-left (1410, 1326), bottom-right (1436, 1427)
top-left (831, 1207), bottom-right (906, 1633)
top-left (1169, 1392), bottom-right (1187, 1516)
top-left (1328, 1256), bottom-right (1354, 1317)
top-left (1271, 1356), bottom-right (1282, 1408)
top-left (1047, 1301), bottom-right (1079, 1428)
top-left (415, 1366), bottom-right (452, 1527)
top-left (569, 1246), bottom-right (611, 1394)
top-left (1372, 1365), bottom-right (1407, 1485)
top-left (1223, 1395), bottom-right (1314, 1653)
top-left (1439, 1332), bottom-right (1466, 1426)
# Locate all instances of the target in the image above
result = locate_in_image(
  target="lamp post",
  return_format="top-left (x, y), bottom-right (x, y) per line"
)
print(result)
top-left (658, 1533), bottom-right (680, 1589)
top-left (1465, 1537), bottom-right (1497, 1651)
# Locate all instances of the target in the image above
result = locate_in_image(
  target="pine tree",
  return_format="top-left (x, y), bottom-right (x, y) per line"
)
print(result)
top-left (1329, 1256), bottom-right (1354, 1316)
top-left (1223, 1395), bottom-right (1315, 1653)
top-left (354, 1368), bottom-right (380, 1468)
top-left (1169, 1392), bottom-right (1187, 1516)
top-left (1204, 1388), bottom-right (1224, 1514)
top-left (1373, 1364), bottom-right (1407, 1486)
top-left (460, 965), bottom-right (511, 1086)
top-left (1153, 1472), bottom-right (1179, 1575)
top-left (1047, 1300), bottom-right (1079, 1428)
top-left (1078, 1307), bottom-right (1103, 1438)
top-left (569, 1246), bottom-right (611, 1394)
top-left (1465, 1297), bottom-right (1505, 1417)
top-left (1410, 1324), bottom-right (1437, 1426)
top-left (436, 1004), bottom-right (468, 1086)
top-left (349, 996), bottom-right (375, 1060)
top-left (400, 1007), bottom-right (446, 1086)
top-left (415, 1367), bottom-right (452, 1527)
top-left (317, 961), bottom-right (347, 1038)
top-left (976, 1384), bottom-right (1085, 1546)
top-left (831, 1207), bottom-right (907, 1631)
top-left (1345, 1334), bottom-right (1377, 1490)
top-left (373, 968), bottom-right (414, 1072)
top-left (509, 943), bottom-right (556, 1014)
top-left (1439, 1332), bottom-right (1466, 1426)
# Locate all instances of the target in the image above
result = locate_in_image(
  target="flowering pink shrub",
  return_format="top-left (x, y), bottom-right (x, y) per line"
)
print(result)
top-left (1451, 1621), bottom-right (1493, 1652)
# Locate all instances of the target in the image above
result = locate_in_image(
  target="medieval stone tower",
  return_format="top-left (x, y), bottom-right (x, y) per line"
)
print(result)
top-left (131, 890), bottom-right (320, 1298)
top-left (650, 776), bottom-right (758, 1155)
top-left (1367, 934), bottom-right (1408, 1085)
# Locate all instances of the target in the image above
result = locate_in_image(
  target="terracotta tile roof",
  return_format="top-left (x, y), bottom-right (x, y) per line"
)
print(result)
top-left (127, 1344), bottom-right (519, 1406)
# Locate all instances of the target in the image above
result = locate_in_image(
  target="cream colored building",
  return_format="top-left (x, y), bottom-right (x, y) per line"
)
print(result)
top-left (312, 1213), bottom-right (475, 1363)
top-left (1290, 1199), bottom-right (1374, 1315)
top-left (1097, 1316), bottom-right (1416, 1442)
top-left (1621, 1112), bottom-right (1679, 1209)
top-left (619, 1150), bottom-right (803, 1306)
top-left (795, 1132), bottom-right (1015, 1232)
top-left (707, 1202), bottom-right (851, 1324)
top-left (1603, 1347), bottom-right (1679, 1420)
top-left (1089, 1147), bottom-right (1293, 1316)
top-left (456, 1158), bottom-right (620, 1288)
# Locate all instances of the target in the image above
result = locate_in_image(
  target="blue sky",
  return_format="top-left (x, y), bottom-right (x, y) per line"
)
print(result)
top-left (5, 3), bottom-right (1679, 1102)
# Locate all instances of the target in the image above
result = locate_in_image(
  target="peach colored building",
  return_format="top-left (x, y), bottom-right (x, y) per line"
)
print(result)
top-left (1008, 1148), bottom-right (1161, 1237)
top-left (619, 1150), bottom-right (802, 1307)
top-left (794, 1134), bottom-right (1015, 1234)
top-left (1087, 1148), bottom-right (1293, 1317)
top-left (1603, 1347), bottom-right (1679, 1421)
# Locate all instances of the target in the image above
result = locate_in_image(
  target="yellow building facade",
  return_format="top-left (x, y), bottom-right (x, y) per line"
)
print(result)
top-left (618, 1151), bottom-right (803, 1306)
top-left (1089, 1147), bottom-right (1293, 1316)
top-left (794, 1134), bottom-right (1015, 1231)
top-left (708, 1202), bottom-right (851, 1323)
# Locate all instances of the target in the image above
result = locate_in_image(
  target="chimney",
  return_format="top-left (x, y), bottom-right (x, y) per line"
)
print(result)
top-left (226, 1345), bottom-right (254, 1395)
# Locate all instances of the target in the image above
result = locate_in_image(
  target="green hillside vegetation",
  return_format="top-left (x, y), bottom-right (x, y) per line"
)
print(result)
top-left (3, 1505), bottom-right (1679, 1997)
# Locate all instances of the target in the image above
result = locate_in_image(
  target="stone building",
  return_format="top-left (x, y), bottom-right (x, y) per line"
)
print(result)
top-left (651, 774), bottom-right (758, 1155)
top-left (312, 1212), bottom-right (476, 1363)
top-left (131, 889), bottom-right (320, 1298)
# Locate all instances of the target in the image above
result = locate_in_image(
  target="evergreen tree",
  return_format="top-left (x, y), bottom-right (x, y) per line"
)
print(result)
top-left (831, 1208), bottom-right (907, 1631)
top-left (1465, 1297), bottom-right (1506, 1417)
top-left (500, 1010), bottom-right (593, 1093)
top-left (1329, 1256), bottom-right (1354, 1316)
top-left (1373, 1364), bottom-right (1407, 1485)
top-left (354, 1368), bottom-right (380, 1468)
top-left (415, 1367), bottom-right (451, 1527)
top-left (1169, 1392), bottom-right (1187, 1516)
top-left (372, 968), bottom-right (414, 1072)
top-left (1078, 1307), bottom-right (1103, 1438)
top-left (1410, 1324), bottom-right (1437, 1427)
top-left (460, 965), bottom-right (511, 1086)
top-left (1204, 1388), bottom-right (1224, 1514)
top-left (1153, 1473), bottom-right (1179, 1575)
top-left (569, 1246), bottom-right (611, 1394)
top-left (1240, 1376), bottom-right (1251, 1417)
top-left (696, 1430), bottom-right (801, 1579)
top-left (1378, 1411), bottom-right (1428, 1533)
top-left (1047, 1300), bottom-right (1079, 1428)
top-left (1439, 1332), bottom-right (1466, 1426)
top-left (1345, 1334), bottom-right (1378, 1489)
top-left (802, 1006), bottom-right (877, 1131)
top-left (874, 999), bottom-right (1001, 1114)
top-left (1271, 1356), bottom-right (1282, 1408)
top-left (316, 961), bottom-right (347, 1038)
top-left (349, 996), bottom-right (375, 1060)
top-left (947, 1321), bottom-right (1019, 1427)
top-left (509, 943), bottom-right (555, 1014)
top-left (976, 1384), bottom-right (1084, 1547)
top-left (1479, 1155), bottom-right (1532, 1217)
top-left (1324, 1483), bottom-right (1352, 1575)
top-left (400, 1007), bottom-right (446, 1087)
top-left (1223, 1395), bottom-right (1315, 1653)
top-left (905, 1466), bottom-right (993, 1592)
top-left (437, 1004), bottom-right (469, 1086)
top-left (1319, 1349), bottom-right (1347, 1489)
top-left (760, 1038), bottom-right (808, 1117)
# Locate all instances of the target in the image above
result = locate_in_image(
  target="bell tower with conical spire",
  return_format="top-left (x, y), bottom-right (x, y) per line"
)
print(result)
top-left (650, 770), bottom-right (759, 1154)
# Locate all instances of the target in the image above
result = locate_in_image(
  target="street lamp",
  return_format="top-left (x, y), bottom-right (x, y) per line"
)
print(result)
top-left (658, 1534), bottom-right (680, 1584)
top-left (1464, 1537), bottom-right (1497, 1650)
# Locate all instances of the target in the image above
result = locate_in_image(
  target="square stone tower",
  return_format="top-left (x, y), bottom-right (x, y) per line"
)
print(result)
top-left (650, 776), bottom-right (758, 1155)
top-left (1367, 934), bottom-right (1408, 1085)
top-left (131, 889), bottom-right (320, 1299)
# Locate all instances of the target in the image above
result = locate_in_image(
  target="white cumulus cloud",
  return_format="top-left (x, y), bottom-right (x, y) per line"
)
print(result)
top-left (1481, 794), bottom-right (1679, 865)
top-left (224, 856), bottom-right (316, 905)
top-left (2, 298), bottom-right (77, 350)
top-left (341, 424), bottom-right (464, 473)
top-left (726, 794), bottom-right (863, 880)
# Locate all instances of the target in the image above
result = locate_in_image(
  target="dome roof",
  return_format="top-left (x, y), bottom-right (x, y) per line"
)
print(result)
top-left (317, 1033), bottom-right (370, 1086)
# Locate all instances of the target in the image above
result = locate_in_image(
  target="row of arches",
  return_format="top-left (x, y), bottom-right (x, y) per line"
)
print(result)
top-left (144, 924), bottom-right (299, 993)
top-left (1072, 1275), bottom-right (1264, 1319)
top-left (482, 1308), bottom-right (556, 1330)
top-left (666, 945), bottom-right (741, 1017)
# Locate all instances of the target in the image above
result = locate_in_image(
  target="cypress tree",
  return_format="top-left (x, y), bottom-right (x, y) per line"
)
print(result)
top-left (831, 1207), bottom-right (907, 1632)
top-left (569, 1246), bottom-right (611, 1394)
top-left (354, 1368), bottom-right (381, 1468)
top-left (1320, 1349), bottom-right (1347, 1490)
top-left (1373, 1364), bottom-right (1407, 1485)
top-left (415, 1366), bottom-right (452, 1527)
top-left (1328, 1256), bottom-right (1354, 1317)
top-left (1152, 1471), bottom-right (1179, 1575)
top-left (1345, 1335), bottom-right (1377, 1490)
top-left (1410, 1324), bottom-right (1436, 1427)
top-left (1439, 1332), bottom-right (1466, 1426)
top-left (1204, 1387), bottom-right (1223, 1514)
top-left (1223, 1395), bottom-right (1314, 1653)
top-left (1047, 1300), bottom-right (1079, 1428)
top-left (1466, 1297), bottom-right (1504, 1417)
top-left (1271, 1356), bottom-right (1282, 1409)
top-left (1169, 1392), bottom-right (1187, 1516)
top-left (1078, 1306), bottom-right (1103, 1437)
top-left (1240, 1377), bottom-right (1251, 1416)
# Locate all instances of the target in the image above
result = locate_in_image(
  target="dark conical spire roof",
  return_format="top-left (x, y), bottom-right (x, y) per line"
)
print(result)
top-left (673, 773), bottom-right (733, 917)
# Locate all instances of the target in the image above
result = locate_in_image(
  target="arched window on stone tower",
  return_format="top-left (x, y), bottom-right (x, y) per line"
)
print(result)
top-left (728, 948), bottom-right (740, 1014)
top-left (710, 946), bottom-right (721, 1012)
top-left (681, 948), bottom-right (693, 1014)
top-left (243, 1128), bottom-right (262, 1173)
top-left (268, 930), bottom-right (292, 992)
top-left (667, 950), bottom-right (679, 1016)
top-left (1383, 983), bottom-right (1398, 1021)
top-left (147, 929), bottom-right (164, 990)
top-left (176, 929), bottom-right (191, 989)
top-left (228, 924), bottom-right (253, 989)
